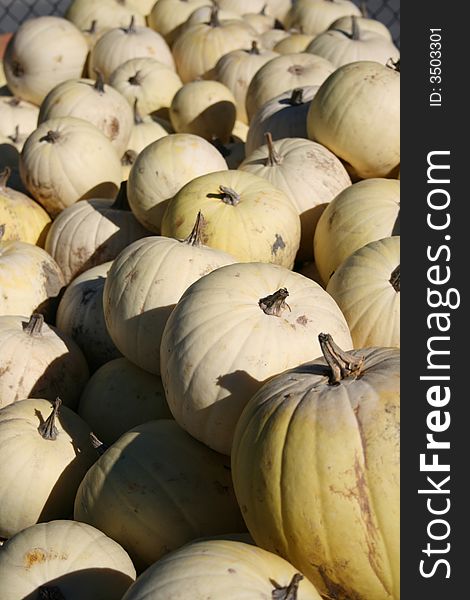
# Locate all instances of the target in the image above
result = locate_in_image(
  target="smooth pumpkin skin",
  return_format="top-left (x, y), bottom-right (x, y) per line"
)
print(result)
top-left (74, 420), bottom-right (246, 572)
top-left (161, 170), bottom-right (301, 268)
top-left (66, 0), bottom-right (146, 34)
top-left (259, 28), bottom-right (290, 50)
top-left (0, 314), bottom-right (89, 410)
top-left (160, 262), bottom-right (352, 455)
top-left (285, 0), bottom-right (361, 35)
top-left (126, 133), bottom-right (228, 233)
top-left (0, 96), bottom-right (39, 151)
top-left (147, 0), bottom-right (209, 45)
top-left (0, 398), bottom-right (97, 539)
top-left (329, 15), bottom-right (393, 41)
top-left (273, 33), bottom-right (316, 55)
top-left (314, 178), bottom-right (400, 285)
top-left (326, 236), bottom-right (400, 348)
top-left (307, 61), bottom-right (400, 180)
top-left (122, 539), bottom-right (322, 600)
top-left (0, 520), bottom-right (136, 600)
top-left (231, 345), bottom-right (400, 600)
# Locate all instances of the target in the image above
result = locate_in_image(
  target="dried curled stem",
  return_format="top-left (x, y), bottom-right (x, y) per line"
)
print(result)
top-left (389, 264), bottom-right (400, 292)
top-left (38, 397), bottom-right (62, 441)
top-left (183, 211), bottom-right (205, 246)
top-left (271, 573), bottom-right (304, 599)
top-left (259, 288), bottom-right (291, 317)
top-left (22, 313), bottom-right (44, 336)
top-left (319, 333), bottom-right (364, 385)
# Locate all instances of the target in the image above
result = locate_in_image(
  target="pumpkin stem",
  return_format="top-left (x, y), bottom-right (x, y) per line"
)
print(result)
top-left (38, 586), bottom-right (66, 600)
top-left (249, 40), bottom-right (260, 55)
top-left (0, 224), bottom-right (5, 241)
top-left (93, 68), bottom-right (106, 93)
top-left (183, 211), bottom-right (205, 246)
top-left (209, 5), bottom-right (220, 28)
top-left (0, 166), bottom-right (11, 189)
top-left (38, 397), bottom-right (62, 441)
top-left (11, 60), bottom-right (24, 77)
top-left (22, 313), bottom-right (44, 336)
top-left (123, 15), bottom-right (137, 34)
top-left (319, 333), bottom-right (364, 385)
top-left (128, 70), bottom-right (142, 86)
top-left (386, 58), bottom-right (400, 72)
top-left (83, 19), bottom-right (97, 34)
top-left (351, 16), bottom-right (360, 40)
top-left (260, 4), bottom-right (267, 16)
top-left (265, 132), bottom-right (282, 166)
top-left (288, 64), bottom-right (303, 75)
top-left (289, 88), bottom-right (304, 105)
top-left (218, 185), bottom-right (241, 206)
top-left (389, 264), bottom-right (400, 292)
top-left (132, 98), bottom-right (144, 124)
top-left (121, 149), bottom-right (138, 169)
top-left (8, 124), bottom-right (20, 144)
top-left (112, 181), bottom-right (131, 210)
top-left (90, 432), bottom-right (108, 456)
top-left (271, 573), bottom-right (303, 599)
top-left (39, 130), bottom-right (60, 144)
top-left (259, 288), bottom-right (291, 317)
top-left (6, 97), bottom-right (20, 107)
top-left (360, 1), bottom-right (369, 17)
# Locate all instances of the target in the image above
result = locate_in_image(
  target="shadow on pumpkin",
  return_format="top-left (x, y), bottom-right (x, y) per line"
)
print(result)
top-left (182, 100), bottom-right (236, 145)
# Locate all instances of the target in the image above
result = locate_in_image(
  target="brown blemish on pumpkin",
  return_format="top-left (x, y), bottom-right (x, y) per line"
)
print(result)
top-left (271, 234), bottom-right (285, 255)
top-left (54, 55), bottom-right (63, 63)
top-left (24, 548), bottom-right (68, 569)
top-left (288, 64), bottom-right (304, 75)
top-left (40, 260), bottom-right (64, 296)
top-left (296, 315), bottom-right (308, 326)
top-left (228, 568), bottom-right (236, 574)
top-left (107, 118), bottom-right (120, 140)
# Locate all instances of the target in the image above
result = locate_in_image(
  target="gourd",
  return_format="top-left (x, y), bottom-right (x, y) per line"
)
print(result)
top-left (20, 116), bottom-right (123, 218)
top-left (77, 357), bottom-right (172, 445)
top-left (103, 212), bottom-right (235, 375)
top-left (329, 15), bottom-right (393, 41)
top-left (242, 10), bottom-right (276, 35)
top-left (273, 33), bottom-right (316, 55)
top-left (147, 0), bottom-right (209, 46)
top-left (56, 262), bottom-right (122, 372)
top-left (0, 520), bottom-right (136, 600)
top-left (74, 419), bottom-right (246, 571)
top-left (245, 52), bottom-right (334, 122)
top-left (259, 28), bottom-right (289, 50)
top-left (326, 236), bottom-right (400, 348)
top-left (161, 169), bottom-right (301, 268)
top-left (285, 0), bottom-right (361, 35)
top-left (160, 261), bottom-right (352, 455)
top-left (122, 539), bottom-right (322, 600)
top-left (0, 313), bottom-right (89, 410)
top-left (0, 96), bottom-right (39, 151)
top-left (66, 0), bottom-right (146, 35)
top-left (0, 397), bottom-right (97, 538)
top-left (126, 133), bottom-right (228, 233)
top-left (180, 5), bottom-right (243, 34)
top-left (232, 334), bottom-right (400, 600)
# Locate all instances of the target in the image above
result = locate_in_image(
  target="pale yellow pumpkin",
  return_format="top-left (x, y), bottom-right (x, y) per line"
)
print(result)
top-left (326, 236), bottom-right (400, 348)
top-left (170, 80), bottom-right (237, 144)
top-left (242, 11), bottom-right (276, 35)
top-left (0, 166), bottom-right (50, 246)
top-left (126, 133), bottom-right (228, 233)
top-left (264, 0), bottom-right (292, 23)
top-left (329, 15), bottom-right (393, 41)
top-left (306, 16), bottom-right (400, 68)
top-left (147, 0), bottom-right (209, 46)
top-left (181, 5), bottom-right (243, 34)
top-left (259, 28), bottom-right (290, 50)
top-left (161, 170), bottom-right (301, 268)
top-left (123, 101), bottom-right (171, 159)
top-left (3, 16), bottom-right (89, 106)
top-left (217, 0), bottom-right (266, 14)
top-left (78, 357), bottom-right (172, 445)
top-left (0, 313), bottom-right (89, 410)
top-left (172, 8), bottom-right (257, 82)
top-left (44, 190), bottom-right (150, 283)
top-left (0, 228), bottom-right (65, 319)
top-left (122, 539), bottom-right (322, 600)
top-left (245, 85), bottom-right (318, 155)
top-left (0, 96), bottom-right (39, 151)
top-left (232, 119), bottom-right (249, 142)
top-left (240, 135), bottom-right (351, 261)
top-left (213, 41), bottom-right (278, 124)
top-left (38, 73), bottom-right (134, 157)
top-left (245, 52), bottom-right (334, 122)
top-left (285, 0), bottom-right (361, 35)
top-left (0, 520), bottom-right (136, 600)
top-left (273, 32), bottom-right (316, 54)
top-left (20, 116), bottom-right (123, 218)
top-left (0, 397), bottom-right (97, 538)
top-left (56, 262), bottom-right (122, 372)
top-left (103, 212), bottom-right (235, 375)
top-left (109, 56), bottom-right (183, 119)
top-left (160, 262), bottom-right (352, 455)
top-left (307, 60), bottom-right (400, 180)
top-left (314, 178), bottom-right (400, 284)
top-left (66, 0), bottom-right (146, 35)
top-left (88, 17), bottom-right (175, 82)
top-left (232, 335), bottom-right (400, 600)
top-left (74, 419), bottom-right (246, 571)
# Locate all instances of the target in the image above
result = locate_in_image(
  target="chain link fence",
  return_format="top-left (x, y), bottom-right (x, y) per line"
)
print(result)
top-left (0, 0), bottom-right (400, 45)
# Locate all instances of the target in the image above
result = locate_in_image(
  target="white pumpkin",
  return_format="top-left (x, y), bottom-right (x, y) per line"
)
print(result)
top-left (285, 0), bottom-right (361, 35)
top-left (66, 0), bottom-right (147, 34)
top-left (273, 32), bottom-right (316, 55)
top-left (0, 96), bottom-right (39, 151)
top-left (329, 15), bottom-right (394, 41)
top-left (259, 28), bottom-right (290, 50)
top-left (147, 0), bottom-right (209, 45)
top-left (181, 5), bottom-right (244, 34)
top-left (160, 261), bottom-right (353, 455)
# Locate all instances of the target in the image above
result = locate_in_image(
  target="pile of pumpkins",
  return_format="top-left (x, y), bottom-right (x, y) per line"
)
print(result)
top-left (0, 0), bottom-right (400, 598)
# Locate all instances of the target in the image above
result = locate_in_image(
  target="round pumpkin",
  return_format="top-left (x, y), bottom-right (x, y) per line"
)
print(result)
top-left (307, 60), bottom-right (400, 180)
top-left (273, 32), bottom-right (316, 55)
top-left (314, 178), bottom-right (400, 284)
top-left (66, 0), bottom-right (146, 35)
top-left (245, 52), bottom-right (334, 122)
top-left (0, 520), bottom-right (136, 600)
top-left (38, 72), bottom-right (134, 157)
top-left (3, 16), bottom-right (89, 106)
top-left (74, 419), bottom-right (246, 571)
top-left (285, 0), bottom-right (361, 35)
top-left (147, 0), bottom-right (209, 46)
top-left (0, 313), bottom-right (89, 410)
top-left (217, 0), bottom-right (266, 15)
top-left (103, 211), bottom-right (235, 375)
top-left (160, 261), bottom-right (353, 455)
top-left (329, 15), bottom-right (393, 41)
top-left (0, 397), bottom-right (97, 538)
top-left (240, 135), bottom-right (351, 261)
top-left (326, 236), bottom-right (400, 348)
top-left (56, 262), bottom-right (122, 372)
top-left (0, 96), bottom-right (39, 151)
top-left (0, 166), bottom-right (50, 246)
top-left (88, 17), bottom-right (175, 82)
top-left (122, 539), bottom-right (322, 600)
top-left (231, 335), bottom-right (400, 600)
top-left (242, 11), bottom-right (276, 35)
top-left (161, 169), bottom-right (301, 268)
top-left (180, 5), bottom-right (244, 34)
top-left (20, 116), bottom-right (123, 218)
top-left (259, 28), bottom-right (290, 50)
top-left (123, 101), bottom-right (171, 161)
top-left (78, 357), bottom-right (172, 445)
top-left (169, 80), bottom-right (237, 144)
top-left (126, 133), bottom-right (228, 233)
